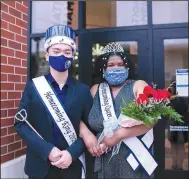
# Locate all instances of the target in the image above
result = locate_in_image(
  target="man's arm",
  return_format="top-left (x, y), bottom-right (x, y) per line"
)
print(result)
top-left (66, 86), bottom-right (93, 160)
top-left (14, 81), bottom-right (55, 161)
top-left (81, 86), bottom-right (93, 124)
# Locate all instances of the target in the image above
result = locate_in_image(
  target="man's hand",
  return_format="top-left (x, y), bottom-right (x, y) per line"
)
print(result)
top-left (48, 147), bottom-right (62, 162)
top-left (51, 150), bottom-right (72, 169)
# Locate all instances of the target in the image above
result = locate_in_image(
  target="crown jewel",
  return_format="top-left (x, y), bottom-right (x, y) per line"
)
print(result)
top-left (101, 42), bottom-right (124, 55)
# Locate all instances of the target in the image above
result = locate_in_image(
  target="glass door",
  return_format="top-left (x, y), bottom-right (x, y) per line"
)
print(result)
top-left (78, 29), bottom-right (149, 87)
top-left (78, 29), bottom-right (149, 179)
top-left (153, 27), bottom-right (188, 179)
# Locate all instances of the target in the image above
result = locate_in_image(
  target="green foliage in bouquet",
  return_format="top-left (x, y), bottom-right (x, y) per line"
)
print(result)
top-left (120, 86), bottom-right (184, 127)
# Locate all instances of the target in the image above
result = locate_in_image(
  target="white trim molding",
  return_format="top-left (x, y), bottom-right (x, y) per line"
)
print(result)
top-left (1, 155), bottom-right (28, 179)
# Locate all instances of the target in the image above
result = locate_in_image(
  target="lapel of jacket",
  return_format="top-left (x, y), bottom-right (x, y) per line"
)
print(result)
top-left (32, 75), bottom-right (77, 125)
top-left (65, 76), bottom-right (76, 111)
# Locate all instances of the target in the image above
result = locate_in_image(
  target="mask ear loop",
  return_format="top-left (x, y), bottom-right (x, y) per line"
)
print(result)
top-left (46, 56), bottom-right (49, 62)
top-left (102, 68), bottom-right (105, 78)
top-left (126, 63), bottom-right (129, 71)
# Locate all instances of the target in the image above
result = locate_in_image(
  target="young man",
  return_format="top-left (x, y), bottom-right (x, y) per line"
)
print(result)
top-left (14, 25), bottom-right (93, 179)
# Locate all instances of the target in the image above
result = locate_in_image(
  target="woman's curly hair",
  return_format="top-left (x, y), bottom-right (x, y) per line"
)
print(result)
top-left (94, 52), bottom-right (136, 83)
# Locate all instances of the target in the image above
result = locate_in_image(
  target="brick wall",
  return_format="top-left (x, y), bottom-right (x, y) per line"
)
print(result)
top-left (1, 1), bottom-right (28, 163)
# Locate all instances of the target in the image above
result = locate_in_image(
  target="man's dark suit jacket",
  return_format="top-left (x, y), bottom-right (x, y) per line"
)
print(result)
top-left (14, 76), bottom-right (93, 178)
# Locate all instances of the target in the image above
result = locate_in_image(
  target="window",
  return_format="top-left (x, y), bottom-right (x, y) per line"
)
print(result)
top-left (164, 38), bottom-right (188, 171)
top-left (86, 1), bottom-right (147, 28)
top-left (152, 1), bottom-right (188, 24)
top-left (32, 1), bottom-right (78, 33)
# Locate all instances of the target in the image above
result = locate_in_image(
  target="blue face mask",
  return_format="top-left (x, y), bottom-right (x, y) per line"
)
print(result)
top-left (104, 68), bottom-right (129, 85)
top-left (48, 55), bottom-right (73, 72)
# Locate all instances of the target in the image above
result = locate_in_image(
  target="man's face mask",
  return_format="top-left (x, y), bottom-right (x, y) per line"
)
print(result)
top-left (48, 55), bottom-right (73, 72)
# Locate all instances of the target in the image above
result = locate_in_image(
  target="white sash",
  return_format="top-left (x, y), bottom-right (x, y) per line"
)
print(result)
top-left (99, 82), bottom-right (158, 176)
top-left (32, 76), bottom-right (85, 178)
top-left (98, 83), bottom-right (117, 122)
top-left (127, 128), bottom-right (154, 171)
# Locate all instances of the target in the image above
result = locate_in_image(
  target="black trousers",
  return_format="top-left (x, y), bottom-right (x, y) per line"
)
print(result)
top-left (29, 160), bottom-right (82, 179)
top-left (85, 151), bottom-right (96, 179)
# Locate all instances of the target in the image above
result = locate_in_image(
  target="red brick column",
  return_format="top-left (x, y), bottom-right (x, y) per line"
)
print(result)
top-left (1, 1), bottom-right (28, 163)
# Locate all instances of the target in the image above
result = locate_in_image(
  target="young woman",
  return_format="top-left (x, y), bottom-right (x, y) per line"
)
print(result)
top-left (80, 42), bottom-right (155, 179)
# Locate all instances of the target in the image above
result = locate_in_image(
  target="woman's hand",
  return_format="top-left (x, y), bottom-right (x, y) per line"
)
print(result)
top-left (83, 131), bottom-right (105, 157)
top-left (101, 129), bottom-right (124, 147)
top-left (79, 121), bottom-right (104, 156)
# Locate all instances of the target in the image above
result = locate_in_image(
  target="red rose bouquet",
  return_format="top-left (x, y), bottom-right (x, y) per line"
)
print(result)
top-left (119, 86), bottom-right (183, 127)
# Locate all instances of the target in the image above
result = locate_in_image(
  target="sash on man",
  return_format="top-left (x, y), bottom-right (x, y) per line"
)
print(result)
top-left (33, 76), bottom-right (86, 178)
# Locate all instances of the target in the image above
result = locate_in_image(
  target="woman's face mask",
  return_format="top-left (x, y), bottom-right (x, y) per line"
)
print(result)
top-left (104, 67), bottom-right (129, 85)
top-left (104, 55), bottom-right (129, 85)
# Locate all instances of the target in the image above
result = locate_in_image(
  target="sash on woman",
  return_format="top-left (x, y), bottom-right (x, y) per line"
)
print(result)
top-left (98, 82), bottom-right (158, 176)
top-left (32, 76), bottom-right (86, 179)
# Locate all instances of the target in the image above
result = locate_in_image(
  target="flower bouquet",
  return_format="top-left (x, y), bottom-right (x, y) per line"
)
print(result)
top-left (119, 85), bottom-right (183, 128)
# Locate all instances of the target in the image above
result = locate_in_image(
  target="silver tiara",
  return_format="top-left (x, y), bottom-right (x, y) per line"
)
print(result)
top-left (101, 42), bottom-right (124, 55)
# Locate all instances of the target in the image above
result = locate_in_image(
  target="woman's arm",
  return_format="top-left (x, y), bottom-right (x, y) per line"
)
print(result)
top-left (79, 83), bottom-right (99, 139)
top-left (133, 80), bottom-right (148, 97)
top-left (118, 124), bottom-right (153, 139)
top-left (102, 80), bottom-right (153, 147)
top-left (102, 124), bottom-right (153, 147)
top-left (80, 121), bottom-right (104, 156)
top-left (90, 84), bottom-right (99, 98)
top-left (79, 120), bottom-right (93, 139)
top-left (80, 84), bottom-right (110, 155)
